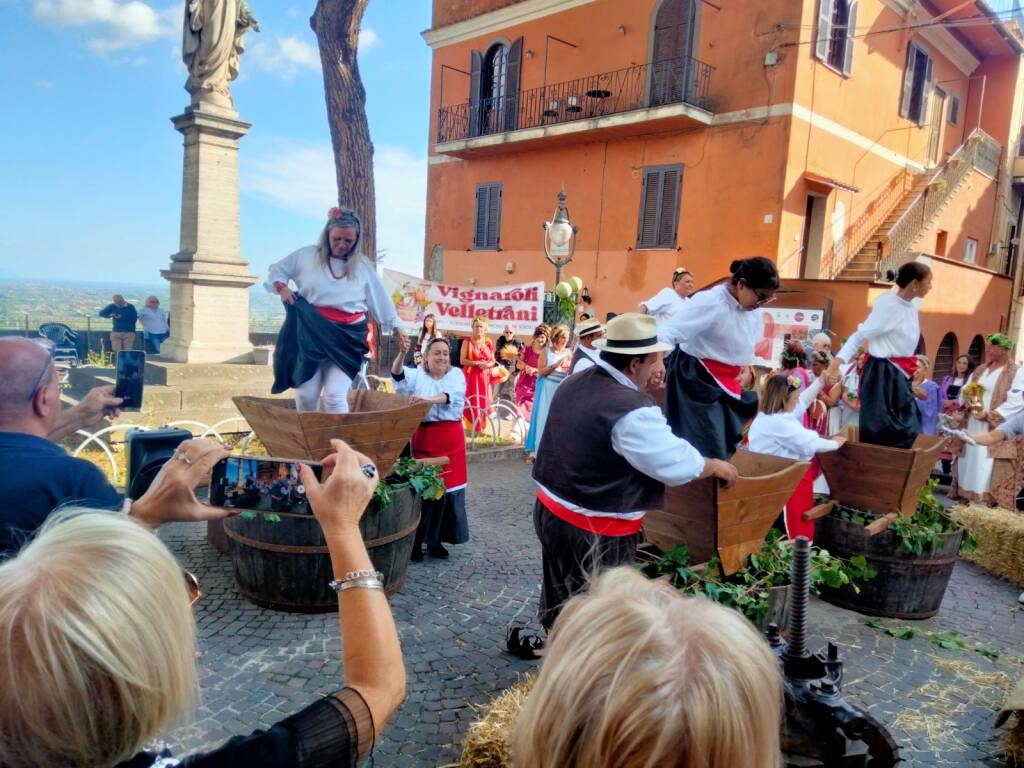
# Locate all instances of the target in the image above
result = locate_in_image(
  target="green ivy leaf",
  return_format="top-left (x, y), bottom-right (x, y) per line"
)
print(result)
top-left (974, 645), bottom-right (1000, 660)
top-left (239, 511), bottom-right (256, 521)
top-left (886, 626), bottom-right (917, 640)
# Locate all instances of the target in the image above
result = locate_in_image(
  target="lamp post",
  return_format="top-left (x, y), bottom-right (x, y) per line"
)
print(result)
top-left (542, 188), bottom-right (578, 285)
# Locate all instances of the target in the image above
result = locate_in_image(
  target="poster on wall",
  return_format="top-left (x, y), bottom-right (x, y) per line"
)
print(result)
top-left (382, 269), bottom-right (545, 335)
top-left (752, 307), bottom-right (827, 369)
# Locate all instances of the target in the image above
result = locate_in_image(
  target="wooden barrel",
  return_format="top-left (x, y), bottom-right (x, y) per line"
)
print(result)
top-left (222, 484), bottom-right (421, 612)
top-left (814, 514), bottom-right (963, 619)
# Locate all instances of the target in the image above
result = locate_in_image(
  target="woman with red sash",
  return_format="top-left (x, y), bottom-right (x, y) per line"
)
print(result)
top-left (660, 257), bottom-right (780, 460)
top-left (267, 207), bottom-right (406, 413)
top-left (827, 262), bottom-right (932, 449)
top-left (391, 336), bottom-right (469, 561)
top-left (748, 374), bottom-right (844, 540)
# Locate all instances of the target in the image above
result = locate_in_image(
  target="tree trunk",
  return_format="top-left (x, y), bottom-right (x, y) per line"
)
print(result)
top-left (311, 0), bottom-right (376, 262)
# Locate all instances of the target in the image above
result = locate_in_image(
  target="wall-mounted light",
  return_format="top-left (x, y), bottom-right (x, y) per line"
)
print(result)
top-left (505, 261), bottom-right (516, 274)
top-left (468, 277), bottom-right (477, 285)
top-left (618, 24), bottom-right (627, 35)
top-left (525, 50), bottom-right (534, 59)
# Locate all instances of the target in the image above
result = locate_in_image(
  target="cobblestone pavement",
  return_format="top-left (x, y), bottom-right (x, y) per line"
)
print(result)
top-left (160, 460), bottom-right (1024, 767)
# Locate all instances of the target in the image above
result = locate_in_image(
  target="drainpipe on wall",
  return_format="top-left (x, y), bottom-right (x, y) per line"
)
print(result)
top-left (1007, 195), bottom-right (1024, 362)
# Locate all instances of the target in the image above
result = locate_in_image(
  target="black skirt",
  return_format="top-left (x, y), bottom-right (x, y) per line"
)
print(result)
top-left (858, 356), bottom-right (920, 449)
top-left (272, 297), bottom-right (370, 394)
top-left (665, 350), bottom-right (759, 460)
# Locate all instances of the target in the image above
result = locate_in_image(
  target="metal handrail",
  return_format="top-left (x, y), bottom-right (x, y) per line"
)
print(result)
top-left (437, 55), bottom-right (713, 144)
top-left (879, 129), bottom-right (1002, 279)
top-left (821, 170), bottom-right (914, 279)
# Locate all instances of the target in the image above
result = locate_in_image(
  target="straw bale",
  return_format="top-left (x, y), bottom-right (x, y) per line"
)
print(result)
top-left (458, 676), bottom-right (534, 768)
top-left (949, 504), bottom-right (1024, 587)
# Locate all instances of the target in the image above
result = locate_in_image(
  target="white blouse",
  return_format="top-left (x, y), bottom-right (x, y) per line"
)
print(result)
top-left (265, 246), bottom-right (399, 331)
top-left (642, 287), bottom-right (685, 319)
top-left (393, 366), bottom-right (467, 422)
top-left (748, 378), bottom-right (840, 461)
top-left (837, 292), bottom-right (919, 363)
top-left (659, 284), bottom-right (761, 365)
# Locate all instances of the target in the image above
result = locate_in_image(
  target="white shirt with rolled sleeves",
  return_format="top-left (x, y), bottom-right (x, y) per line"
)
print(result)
top-left (658, 284), bottom-right (761, 364)
top-left (593, 358), bottom-right (707, 486)
top-left (392, 366), bottom-right (466, 422)
top-left (137, 307), bottom-right (169, 335)
top-left (570, 345), bottom-right (600, 374)
top-left (642, 287), bottom-right (685, 320)
top-left (837, 292), bottom-right (920, 363)
top-left (265, 245), bottom-right (399, 332)
top-left (748, 378), bottom-right (841, 461)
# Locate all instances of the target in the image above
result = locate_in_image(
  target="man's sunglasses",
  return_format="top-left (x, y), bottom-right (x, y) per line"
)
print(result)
top-left (28, 338), bottom-right (56, 401)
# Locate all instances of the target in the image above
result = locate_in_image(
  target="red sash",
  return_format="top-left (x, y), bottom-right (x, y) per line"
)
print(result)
top-left (314, 306), bottom-right (367, 324)
top-left (411, 421), bottom-right (467, 490)
top-left (886, 356), bottom-right (919, 378)
top-left (784, 467), bottom-right (816, 541)
top-left (536, 489), bottom-right (644, 537)
top-left (701, 359), bottom-right (743, 398)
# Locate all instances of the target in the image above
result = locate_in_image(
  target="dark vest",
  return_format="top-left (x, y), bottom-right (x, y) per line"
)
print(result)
top-left (569, 346), bottom-right (590, 372)
top-left (533, 366), bottom-right (665, 513)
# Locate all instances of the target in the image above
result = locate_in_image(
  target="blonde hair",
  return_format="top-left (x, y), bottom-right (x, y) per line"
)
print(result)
top-left (550, 324), bottom-right (570, 345)
top-left (510, 567), bottom-right (782, 768)
top-left (760, 374), bottom-right (800, 415)
top-left (0, 510), bottom-right (197, 768)
top-left (472, 315), bottom-right (489, 330)
top-left (316, 208), bottom-right (372, 275)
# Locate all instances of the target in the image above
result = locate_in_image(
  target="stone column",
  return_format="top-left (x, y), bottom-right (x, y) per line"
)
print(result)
top-left (161, 103), bottom-right (257, 363)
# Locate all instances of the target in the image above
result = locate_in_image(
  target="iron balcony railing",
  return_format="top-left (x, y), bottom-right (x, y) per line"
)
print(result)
top-left (437, 55), bottom-right (713, 144)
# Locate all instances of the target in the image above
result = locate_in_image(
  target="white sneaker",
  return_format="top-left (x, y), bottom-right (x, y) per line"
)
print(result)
top-left (1019, 592), bottom-right (1024, 605)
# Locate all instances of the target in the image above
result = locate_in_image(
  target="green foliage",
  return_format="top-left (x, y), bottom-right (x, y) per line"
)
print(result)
top-left (555, 295), bottom-right (577, 322)
top-left (238, 510), bottom-right (281, 524)
top-left (860, 619), bottom-right (1000, 660)
top-left (86, 349), bottom-right (113, 367)
top-left (641, 530), bottom-right (876, 622)
top-left (373, 457), bottom-right (447, 506)
top-left (834, 479), bottom-right (975, 556)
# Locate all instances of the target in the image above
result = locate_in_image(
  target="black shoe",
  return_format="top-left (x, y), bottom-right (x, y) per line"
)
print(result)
top-left (410, 547), bottom-right (423, 562)
top-left (427, 544), bottom-right (449, 559)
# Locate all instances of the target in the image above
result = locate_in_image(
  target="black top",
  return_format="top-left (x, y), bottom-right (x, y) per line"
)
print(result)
top-left (0, 431), bottom-right (122, 559)
top-left (533, 366), bottom-right (664, 513)
top-left (119, 688), bottom-right (373, 768)
top-left (100, 303), bottom-right (139, 332)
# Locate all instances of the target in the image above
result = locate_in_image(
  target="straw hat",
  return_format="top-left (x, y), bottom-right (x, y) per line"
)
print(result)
top-left (591, 313), bottom-right (672, 355)
top-left (575, 318), bottom-right (604, 338)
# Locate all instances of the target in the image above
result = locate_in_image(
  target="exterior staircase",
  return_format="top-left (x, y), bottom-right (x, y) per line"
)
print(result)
top-left (824, 129), bottom-right (1003, 282)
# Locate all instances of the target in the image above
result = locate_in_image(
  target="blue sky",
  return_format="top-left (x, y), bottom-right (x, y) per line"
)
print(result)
top-left (0, 0), bottom-right (433, 283)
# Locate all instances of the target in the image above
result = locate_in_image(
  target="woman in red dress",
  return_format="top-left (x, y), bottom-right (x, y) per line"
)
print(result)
top-left (461, 315), bottom-right (496, 433)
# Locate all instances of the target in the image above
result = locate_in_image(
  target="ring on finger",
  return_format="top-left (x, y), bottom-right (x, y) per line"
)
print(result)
top-left (361, 463), bottom-right (377, 479)
top-left (177, 451), bottom-right (194, 465)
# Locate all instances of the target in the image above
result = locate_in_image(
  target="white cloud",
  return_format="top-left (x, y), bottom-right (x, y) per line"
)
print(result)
top-left (33, 0), bottom-right (177, 53)
top-left (242, 138), bottom-right (427, 277)
top-left (34, 79), bottom-right (54, 89)
top-left (358, 28), bottom-right (379, 52)
top-left (248, 35), bottom-right (319, 79)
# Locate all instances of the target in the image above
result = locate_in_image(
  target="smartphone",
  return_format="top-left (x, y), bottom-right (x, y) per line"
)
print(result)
top-left (209, 456), bottom-right (323, 513)
top-left (114, 350), bottom-right (146, 411)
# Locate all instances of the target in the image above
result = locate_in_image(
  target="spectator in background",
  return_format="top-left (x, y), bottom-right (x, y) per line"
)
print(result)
top-left (509, 567), bottom-right (781, 768)
top-left (516, 325), bottom-right (549, 427)
top-left (0, 439), bottom-right (405, 768)
top-left (913, 355), bottom-right (941, 436)
top-left (637, 267), bottom-right (694, 321)
top-left (0, 337), bottom-right (230, 558)
top-left (138, 296), bottom-right (170, 354)
top-left (416, 313), bottom-right (443, 364)
top-left (939, 354), bottom-right (975, 475)
top-left (812, 332), bottom-right (832, 356)
top-left (98, 294), bottom-right (138, 353)
top-left (494, 324), bottom-right (523, 402)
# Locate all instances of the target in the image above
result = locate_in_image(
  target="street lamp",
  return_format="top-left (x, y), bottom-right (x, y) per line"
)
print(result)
top-left (542, 188), bottom-right (578, 285)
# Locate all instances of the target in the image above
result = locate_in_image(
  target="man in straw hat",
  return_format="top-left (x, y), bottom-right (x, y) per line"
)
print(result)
top-left (952, 332), bottom-right (1024, 509)
top-left (568, 317), bottom-right (604, 374)
top-left (507, 314), bottom-right (738, 657)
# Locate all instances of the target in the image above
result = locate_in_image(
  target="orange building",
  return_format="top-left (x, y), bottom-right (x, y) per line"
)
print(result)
top-left (422, 0), bottom-right (1024, 374)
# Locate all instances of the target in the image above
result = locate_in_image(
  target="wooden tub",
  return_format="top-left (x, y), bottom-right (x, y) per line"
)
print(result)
top-left (817, 428), bottom-right (944, 517)
top-left (234, 390), bottom-right (431, 471)
top-left (644, 450), bottom-right (809, 575)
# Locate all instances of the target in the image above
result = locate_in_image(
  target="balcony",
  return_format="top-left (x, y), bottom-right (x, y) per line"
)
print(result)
top-left (435, 56), bottom-right (714, 158)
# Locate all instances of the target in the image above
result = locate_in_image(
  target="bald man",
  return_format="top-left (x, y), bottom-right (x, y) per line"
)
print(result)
top-left (0, 338), bottom-right (231, 558)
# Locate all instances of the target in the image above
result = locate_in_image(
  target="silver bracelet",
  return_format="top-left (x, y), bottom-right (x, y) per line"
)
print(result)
top-left (341, 569), bottom-right (383, 582)
top-left (330, 577), bottom-right (385, 593)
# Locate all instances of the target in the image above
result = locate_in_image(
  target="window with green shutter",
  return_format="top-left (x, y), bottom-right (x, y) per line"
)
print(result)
top-left (473, 182), bottom-right (502, 250)
top-left (636, 165), bottom-right (684, 250)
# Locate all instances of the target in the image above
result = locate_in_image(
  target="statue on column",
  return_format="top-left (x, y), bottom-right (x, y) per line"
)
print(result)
top-left (182, 0), bottom-right (259, 108)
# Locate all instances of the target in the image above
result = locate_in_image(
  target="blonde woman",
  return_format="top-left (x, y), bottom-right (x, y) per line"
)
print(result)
top-left (0, 439), bottom-right (405, 768)
top-left (524, 323), bottom-right (572, 458)
top-left (461, 315), bottom-right (496, 433)
top-left (266, 207), bottom-right (407, 413)
top-left (510, 567), bottom-right (782, 768)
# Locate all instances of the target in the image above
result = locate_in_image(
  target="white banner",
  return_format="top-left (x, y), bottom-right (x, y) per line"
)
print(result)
top-left (752, 307), bottom-right (827, 369)
top-left (383, 269), bottom-right (545, 335)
